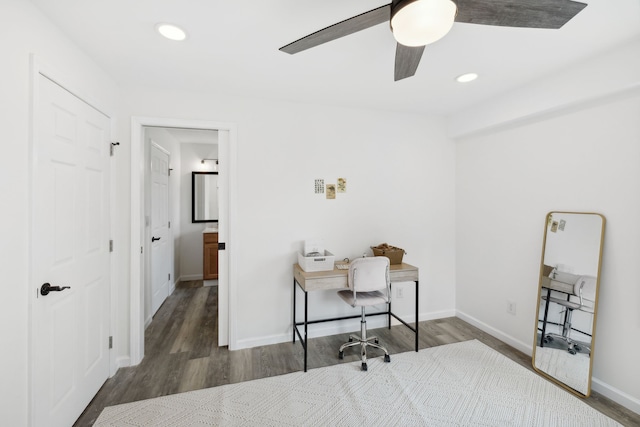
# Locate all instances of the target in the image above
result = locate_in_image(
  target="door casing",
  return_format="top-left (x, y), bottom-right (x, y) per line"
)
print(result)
top-left (130, 117), bottom-right (237, 365)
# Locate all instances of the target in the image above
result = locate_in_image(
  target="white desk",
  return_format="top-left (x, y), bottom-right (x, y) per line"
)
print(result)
top-left (293, 262), bottom-right (419, 372)
top-left (539, 276), bottom-right (580, 347)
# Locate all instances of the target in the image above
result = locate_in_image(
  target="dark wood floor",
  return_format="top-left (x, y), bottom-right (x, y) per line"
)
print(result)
top-left (74, 281), bottom-right (640, 426)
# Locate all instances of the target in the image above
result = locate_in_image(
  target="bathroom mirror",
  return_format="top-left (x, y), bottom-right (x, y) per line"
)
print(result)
top-left (192, 172), bottom-right (219, 223)
top-left (532, 212), bottom-right (605, 397)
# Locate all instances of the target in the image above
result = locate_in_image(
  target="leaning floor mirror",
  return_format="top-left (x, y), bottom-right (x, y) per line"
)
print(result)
top-left (532, 212), bottom-right (605, 397)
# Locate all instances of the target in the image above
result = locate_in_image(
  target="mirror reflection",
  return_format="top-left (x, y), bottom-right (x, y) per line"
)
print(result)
top-left (533, 212), bottom-right (605, 396)
top-left (192, 172), bottom-right (219, 223)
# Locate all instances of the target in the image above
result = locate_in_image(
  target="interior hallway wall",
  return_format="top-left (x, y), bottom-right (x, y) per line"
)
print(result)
top-left (0, 1), bottom-right (123, 425)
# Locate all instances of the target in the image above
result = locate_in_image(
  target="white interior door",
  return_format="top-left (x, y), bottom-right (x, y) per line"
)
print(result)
top-left (150, 142), bottom-right (170, 316)
top-left (32, 74), bottom-right (111, 427)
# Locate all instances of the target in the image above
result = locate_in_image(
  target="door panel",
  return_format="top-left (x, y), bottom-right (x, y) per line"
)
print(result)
top-left (150, 143), bottom-right (170, 316)
top-left (33, 75), bottom-right (110, 427)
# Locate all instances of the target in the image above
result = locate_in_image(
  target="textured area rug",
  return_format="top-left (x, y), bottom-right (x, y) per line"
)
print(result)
top-left (95, 340), bottom-right (619, 426)
top-left (534, 346), bottom-right (590, 395)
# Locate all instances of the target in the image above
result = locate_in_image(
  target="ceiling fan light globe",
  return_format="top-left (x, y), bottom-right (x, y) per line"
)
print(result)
top-left (391, 0), bottom-right (457, 47)
top-left (156, 23), bottom-right (188, 41)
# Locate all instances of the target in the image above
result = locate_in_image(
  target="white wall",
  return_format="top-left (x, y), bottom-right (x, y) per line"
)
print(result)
top-left (0, 1), bottom-right (122, 425)
top-left (119, 89), bottom-right (457, 348)
top-left (180, 142), bottom-right (218, 280)
top-left (543, 212), bottom-right (602, 277)
top-left (454, 40), bottom-right (640, 410)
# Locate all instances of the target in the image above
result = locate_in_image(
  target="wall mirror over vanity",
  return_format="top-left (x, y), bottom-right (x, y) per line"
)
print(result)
top-left (532, 212), bottom-right (605, 397)
top-left (192, 171), bottom-right (220, 280)
top-left (192, 171), bottom-right (219, 223)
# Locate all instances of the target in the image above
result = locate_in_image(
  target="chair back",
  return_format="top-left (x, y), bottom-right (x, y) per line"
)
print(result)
top-left (349, 257), bottom-right (390, 293)
top-left (574, 275), bottom-right (597, 304)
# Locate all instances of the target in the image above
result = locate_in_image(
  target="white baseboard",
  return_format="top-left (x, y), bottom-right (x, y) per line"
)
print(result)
top-left (169, 278), bottom-right (178, 294)
top-left (455, 310), bottom-right (532, 355)
top-left (116, 356), bottom-right (131, 369)
top-left (456, 309), bottom-right (640, 416)
top-left (591, 377), bottom-right (640, 415)
top-left (144, 315), bottom-right (153, 329)
top-left (180, 274), bottom-right (203, 281)
top-left (235, 310), bottom-right (456, 350)
top-left (235, 317), bottom-right (388, 350)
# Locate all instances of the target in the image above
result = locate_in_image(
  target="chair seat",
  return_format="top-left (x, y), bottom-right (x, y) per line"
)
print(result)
top-left (543, 295), bottom-right (581, 310)
top-left (542, 295), bottom-right (588, 311)
top-left (337, 289), bottom-right (387, 307)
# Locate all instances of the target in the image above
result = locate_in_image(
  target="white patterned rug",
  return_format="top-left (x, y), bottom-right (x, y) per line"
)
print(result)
top-left (534, 346), bottom-right (590, 395)
top-left (95, 340), bottom-right (619, 426)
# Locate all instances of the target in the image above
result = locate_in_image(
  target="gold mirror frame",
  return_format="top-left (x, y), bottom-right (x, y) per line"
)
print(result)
top-left (532, 211), bottom-right (605, 397)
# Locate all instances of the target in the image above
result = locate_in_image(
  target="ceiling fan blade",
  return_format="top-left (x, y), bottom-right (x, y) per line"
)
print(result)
top-left (394, 43), bottom-right (425, 81)
top-left (280, 4), bottom-right (391, 54)
top-left (454, 0), bottom-right (587, 29)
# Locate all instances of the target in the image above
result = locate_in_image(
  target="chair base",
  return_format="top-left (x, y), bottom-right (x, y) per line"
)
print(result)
top-left (543, 333), bottom-right (590, 355)
top-left (543, 307), bottom-right (590, 355)
top-left (338, 308), bottom-right (391, 371)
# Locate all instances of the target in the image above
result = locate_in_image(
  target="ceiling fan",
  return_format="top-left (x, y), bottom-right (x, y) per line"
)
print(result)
top-left (279, 0), bottom-right (587, 81)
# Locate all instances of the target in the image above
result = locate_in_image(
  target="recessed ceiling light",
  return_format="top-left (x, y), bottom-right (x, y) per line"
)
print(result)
top-left (156, 23), bottom-right (187, 41)
top-left (456, 73), bottom-right (478, 83)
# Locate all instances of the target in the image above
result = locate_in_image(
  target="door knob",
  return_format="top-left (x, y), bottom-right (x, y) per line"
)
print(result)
top-left (152, 236), bottom-right (161, 242)
top-left (40, 283), bottom-right (71, 296)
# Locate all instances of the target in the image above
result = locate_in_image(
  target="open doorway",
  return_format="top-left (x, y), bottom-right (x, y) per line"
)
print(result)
top-left (130, 117), bottom-right (237, 366)
top-left (143, 127), bottom-right (219, 327)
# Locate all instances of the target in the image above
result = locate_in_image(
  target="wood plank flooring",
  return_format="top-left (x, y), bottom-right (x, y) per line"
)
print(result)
top-left (74, 281), bottom-right (640, 426)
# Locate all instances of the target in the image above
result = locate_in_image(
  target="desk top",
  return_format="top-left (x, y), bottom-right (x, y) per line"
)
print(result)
top-left (541, 276), bottom-right (574, 294)
top-left (294, 262), bottom-right (419, 292)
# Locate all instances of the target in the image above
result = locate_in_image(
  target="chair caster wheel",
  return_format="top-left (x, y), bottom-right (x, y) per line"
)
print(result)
top-left (568, 349), bottom-right (576, 355)
top-left (361, 362), bottom-right (368, 371)
top-left (543, 336), bottom-right (553, 344)
top-left (374, 339), bottom-right (379, 344)
top-left (339, 351), bottom-right (344, 360)
top-left (384, 354), bottom-right (391, 363)
top-left (574, 345), bottom-right (581, 352)
top-left (348, 337), bottom-right (353, 342)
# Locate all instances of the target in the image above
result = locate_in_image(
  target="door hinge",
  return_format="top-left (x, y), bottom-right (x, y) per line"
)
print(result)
top-left (168, 221), bottom-right (171, 229)
top-left (141, 246), bottom-right (143, 254)
top-left (168, 168), bottom-right (173, 176)
top-left (109, 240), bottom-right (114, 252)
top-left (218, 242), bottom-right (226, 250)
top-left (110, 142), bottom-right (120, 156)
top-left (168, 273), bottom-right (171, 281)
top-left (109, 336), bottom-right (113, 349)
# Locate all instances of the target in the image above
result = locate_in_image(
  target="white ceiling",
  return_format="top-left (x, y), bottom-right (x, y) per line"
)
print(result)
top-left (31, 0), bottom-right (640, 115)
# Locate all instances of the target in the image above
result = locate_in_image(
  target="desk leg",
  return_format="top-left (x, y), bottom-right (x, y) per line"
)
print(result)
top-left (304, 290), bottom-right (308, 372)
top-left (540, 288), bottom-right (551, 348)
top-left (415, 280), bottom-right (419, 352)
top-left (388, 283), bottom-right (392, 329)
top-left (292, 279), bottom-right (296, 343)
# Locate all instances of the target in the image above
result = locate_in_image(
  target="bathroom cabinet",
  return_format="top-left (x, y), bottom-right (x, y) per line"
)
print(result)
top-left (203, 231), bottom-right (218, 280)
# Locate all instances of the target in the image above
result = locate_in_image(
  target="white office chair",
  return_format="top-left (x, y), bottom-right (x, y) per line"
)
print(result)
top-left (337, 257), bottom-right (391, 371)
top-left (543, 275), bottom-right (597, 355)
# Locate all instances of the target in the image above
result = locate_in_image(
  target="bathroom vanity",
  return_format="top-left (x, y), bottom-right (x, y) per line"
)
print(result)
top-left (203, 228), bottom-right (218, 280)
